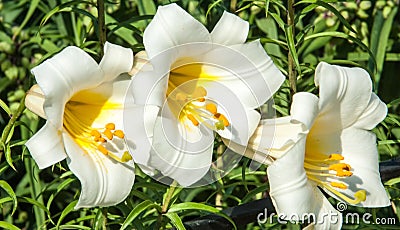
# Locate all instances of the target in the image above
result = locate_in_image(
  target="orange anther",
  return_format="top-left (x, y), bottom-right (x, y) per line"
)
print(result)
top-left (214, 113), bottom-right (230, 127)
top-left (114, 130), bottom-right (125, 138)
top-left (336, 171), bottom-right (353, 177)
top-left (329, 154), bottom-right (344, 161)
top-left (90, 130), bottom-right (101, 138)
top-left (206, 103), bottom-right (217, 114)
top-left (105, 123), bottom-right (115, 130)
top-left (329, 163), bottom-right (351, 172)
top-left (97, 145), bottom-right (108, 155)
top-left (103, 129), bottom-right (113, 140)
top-left (330, 182), bottom-right (348, 189)
top-left (198, 97), bottom-right (206, 102)
top-left (98, 137), bottom-right (106, 143)
top-left (187, 114), bottom-right (199, 126)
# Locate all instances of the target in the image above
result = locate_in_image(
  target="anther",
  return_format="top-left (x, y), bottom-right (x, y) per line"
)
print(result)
top-left (336, 171), bottom-right (353, 177)
top-left (330, 181), bottom-right (348, 189)
top-left (106, 123), bottom-right (115, 130)
top-left (103, 129), bottom-right (113, 140)
top-left (214, 113), bottom-right (230, 127)
top-left (98, 137), bottom-right (106, 143)
top-left (187, 114), bottom-right (199, 126)
top-left (354, 190), bottom-right (366, 202)
top-left (329, 163), bottom-right (351, 172)
top-left (198, 97), bottom-right (205, 102)
top-left (329, 154), bottom-right (344, 161)
top-left (90, 130), bottom-right (101, 138)
top-left (206, 103), bottom-right (217, 115)
top-left (97, 145), bottom-right (109, 155)
top-left (113, 130), bottom-right (125, 138)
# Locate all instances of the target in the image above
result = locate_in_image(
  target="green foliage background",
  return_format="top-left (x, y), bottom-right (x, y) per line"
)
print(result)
top-left (0, 0), bottom-right (399, 229)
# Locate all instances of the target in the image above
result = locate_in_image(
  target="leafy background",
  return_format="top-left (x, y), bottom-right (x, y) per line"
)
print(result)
top-left (0, 0), bottom-right (399, 229)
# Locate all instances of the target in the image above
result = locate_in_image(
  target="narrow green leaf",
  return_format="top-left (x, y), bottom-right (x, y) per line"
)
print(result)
top-left (284, 25), bottom-right (301, 73)
top-left (56, 200), bottom-right (79, 227)
top-left (40, 1), bottom-right (95, 27)
top-left (169, 202), bottom-right (236, 229)
top-left (0, 180), bottom-right (18, 215)
top-left (314, 0), bottom-right (356, 33)
top-left (121, 200), bottom-right (162, 230)
top-left (12, 0), bottom-right (40, 39)
top-left (0, 221), bottom-right (20, 230)
top-left (164, 213), bottom-right (185, 229)
top-left (385, 177), bottom-right (400, 186)
top-left (18, 197), bottom-right (50, 215)
top-left (0, 99), bottom-right (11, 116)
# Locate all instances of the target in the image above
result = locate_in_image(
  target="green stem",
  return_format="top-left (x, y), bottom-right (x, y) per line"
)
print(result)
top-left (162, 180), bottom-right (178, 213)
top-left (97, 0), bottom-right (106, 58)
top-left (287, 0), bottom-right (297, 98)
top-left (0, 95), bottom-right (26, 159)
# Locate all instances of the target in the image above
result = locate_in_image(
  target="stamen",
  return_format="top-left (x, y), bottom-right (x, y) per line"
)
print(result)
top-left (103, 129), bottom-right (113, 140)
top-left (197, 97), bottom-right (205, 102)
top-left (329, 163), bottom-right (351, 172)
top-left (106, 123), bottom-right (115, 130)
top-left (187, 114), bottom-right (199, 126)
top-left (98, 137), bottom-right (106, 143)
top-left (330, 181), bottom-right (348, 189)
top-left (329, 154), bottom-right (344, 161)
top-left (91, 130), bottom-right (101, 138)
top-left (97, 145), bottom-right (109, 155)
top-left (206, 103), bottom-right (217, 115)
top-left (214, 113), bottom-right (230, 127)
top-left (113, 130), bottom-right (125, 138)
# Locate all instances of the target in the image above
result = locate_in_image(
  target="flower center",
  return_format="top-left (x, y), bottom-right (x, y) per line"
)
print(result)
top-left (169, 86), bottom-right (230, 131)
top-left (63, 101), bottom-right (132, 163)
top-left (304, 153), bottom-right (366, 205)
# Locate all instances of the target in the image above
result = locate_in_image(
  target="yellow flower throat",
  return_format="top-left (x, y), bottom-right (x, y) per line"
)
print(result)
top-left (167, 62), bottom-right (230, 131)
top-left (63, 97), bottom-right (132, 164)
top-left (304, 153), bottom-right (366, 205)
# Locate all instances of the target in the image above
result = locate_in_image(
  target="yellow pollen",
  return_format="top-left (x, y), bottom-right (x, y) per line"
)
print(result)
top-left (103, 129), bottom-right (113, 140)
top-left (90, 130), bottom-right (101, 138)
top-left (97, 145), bottom-right (109, 155)
top-left (187, 114), bottom-right (199, 126)
top-left (329, 154), bottom-right (344, 161)
top-left (175, 93), bottom-right (187, 101)
top-left (206, 103), bottom-right (217, 115)
top-left (98, 137), bottom-right (106, 143)
top-left (214, 113), bottom-right (230, 127)
top-left (121, 151), bottom-right (133, 162)
top-left (105, 123), bottom-right (115, 130)
top-left (113, 130), bottom-right (125, 138)
top-left (336, 171), bottom-right (353, 177)
top-left (198, 97), bottom-right (206, 102)
top-left (192, 86), bottom-right (207, 98)
top-left (330, 181), bottom-right (348, 189)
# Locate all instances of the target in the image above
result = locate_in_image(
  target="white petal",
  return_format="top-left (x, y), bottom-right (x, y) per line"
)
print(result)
top-left (210, 11), bottom-right (249, 45)
top-left (25, 122), bottom-right (67, 169)
top-left (352, 93), bottom-right (387, 130)
top-left (99, 42), bottom-right (134, 82)
top-left (63, 133), bottom-right (135, 208)
top-left (290, 92), bottom-right (319, 129)
top-left (32, 46), bottom-right (103, 128)
top-left (149, 116), bottom-right (214, 187)
top-left (143, 3), bottom-right (210, 59)
top-left (313, 62), bottom-right (372, 133)
top-left (25, 84), bottom-right (46, 119)
top-left (202, 40), bottom-right (284, 109)
top-left (330, 128), bottom-right (390, 207)
top-left (124, 104), bottom-right (160, 167)
top-left (310, 192), bottom-right (342, 230)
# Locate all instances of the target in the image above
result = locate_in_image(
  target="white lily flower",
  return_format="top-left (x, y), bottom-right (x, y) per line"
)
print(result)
top-left (25, 42), bottom-right (136, 208)
top-left (125, 3), bottom-right (284, 187)
top-left (231, 62), bottom-right (390, 229)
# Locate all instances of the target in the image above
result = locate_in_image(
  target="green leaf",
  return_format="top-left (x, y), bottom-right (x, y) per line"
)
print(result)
top-left (0, 99), bottom-right (11, 116)
top-left (56, 200), bottom-right (79, 228)
top-left (0, 221), bottom-right (20, 230)
top-left (12, 0), bottom-right (40, 39)
top-left (0, 180), bottom-right (18, 215)
top-left (314, 0), bottom-right (356, 34)
top-left (121, 200), bottom-right (162, 230)
top-left (169, 202), bottom-right (236, 229)
top-left (284, 25), bottom-right (301, 73)
top-left (164, 212), bottom-right (185, 230)
top-left (385, 177), bottom-right (400, 186)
